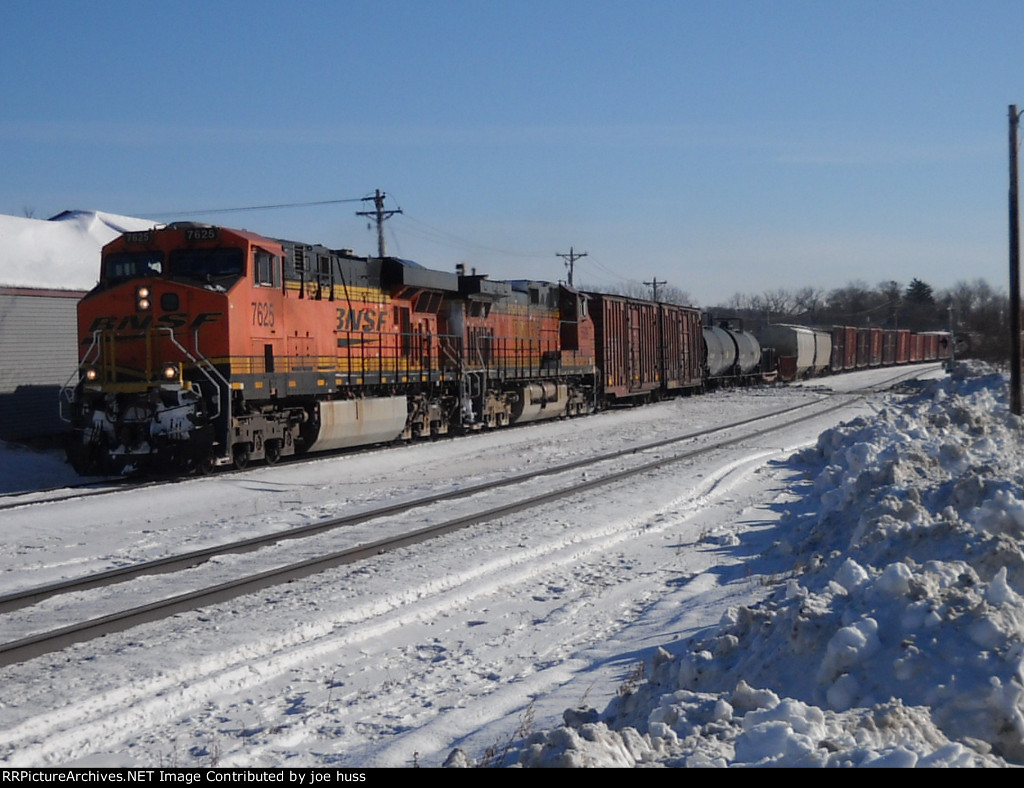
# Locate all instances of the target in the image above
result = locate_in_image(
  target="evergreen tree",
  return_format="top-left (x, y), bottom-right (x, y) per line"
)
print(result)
top-left (905, 278), bottom-right (935, 305)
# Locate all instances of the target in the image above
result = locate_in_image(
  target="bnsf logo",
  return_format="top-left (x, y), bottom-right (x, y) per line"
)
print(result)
top-left (86, 312), bottom-right (224, 333)
top-left (336, 307), bottom-right (386, 332)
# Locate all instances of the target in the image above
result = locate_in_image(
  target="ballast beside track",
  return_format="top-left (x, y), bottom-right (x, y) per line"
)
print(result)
top-left (0, 366), bottom-right (939, 667)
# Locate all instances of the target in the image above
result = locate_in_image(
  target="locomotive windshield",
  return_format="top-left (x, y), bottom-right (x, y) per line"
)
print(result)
top-left (169, 247), bottom-right (245, 283)
top-left (103, 252), bottom-right (164, 283)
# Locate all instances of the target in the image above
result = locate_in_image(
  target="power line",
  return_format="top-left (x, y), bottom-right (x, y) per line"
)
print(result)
top-left (584, 253), bottom-right (641, 285)
top-left (394, 211), bottom-right (549, 259)
top-left (145, 196), bottom-right (366, 219)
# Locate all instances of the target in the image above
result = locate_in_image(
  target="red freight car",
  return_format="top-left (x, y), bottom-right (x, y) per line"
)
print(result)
top-left (882, 329), bottom-right (897, 366)
top-left (657, 303), bottom-right (704, 393)
top-left (588, 293), bottom-right (702, 401)
top-left (896, 330), bottom-right (911, 364)
top-left (909, 333), bottom-right (923, 363)
top-left (856, 327), bottom-right (883, 367)
top-left (831, 326), bottom-right (857, 373)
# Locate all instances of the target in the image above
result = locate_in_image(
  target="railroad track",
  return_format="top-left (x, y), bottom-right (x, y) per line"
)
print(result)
top-left (0, 363), bottom-right (940, 513)
top-left (0, 366), bottom-right (937, 667)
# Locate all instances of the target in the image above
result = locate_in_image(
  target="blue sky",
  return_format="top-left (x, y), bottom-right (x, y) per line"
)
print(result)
top-left (2, 0), bottom-right (1022, 304)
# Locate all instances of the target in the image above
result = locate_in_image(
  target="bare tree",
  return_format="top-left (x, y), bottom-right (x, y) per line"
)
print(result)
top-left (581, 281), bottom-right (695, 306)
top-left (792, 287), bottom-right (825, 321)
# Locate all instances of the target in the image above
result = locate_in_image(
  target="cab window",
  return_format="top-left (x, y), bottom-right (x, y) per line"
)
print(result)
top-left (103, 252), bottom-right (164, 283)
top-left (169, 248), bottom-right (244, 283)
top-left (254, 249), bottom-right (280, 287)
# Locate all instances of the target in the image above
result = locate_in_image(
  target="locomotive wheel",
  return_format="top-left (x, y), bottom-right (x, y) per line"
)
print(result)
top-left (264, 440), bottom-right (282, 465)
top-left (232, 444), bottom-right (250, 470)
top-left (192, 452), bottom-right (215, 476)
top-left (67, 442), bottom-right (96, 476)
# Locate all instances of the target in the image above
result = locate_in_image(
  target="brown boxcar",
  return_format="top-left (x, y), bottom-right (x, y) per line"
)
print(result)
top-left (856, 327), bottom-right (883, 367)
top-left (913, 329), bottom-right (929, 360)
top-left (896, 330), bottom-right (911, 364)
top-left (657, 303), bottom-right (704, 393)
top-left (922, 333), bottom-right (938, 361)
top-left (590, 294), bottom-right (659, 400)
top-left (589, 294), bottom-right (701, 401)
top-left (882, 329), bottom-right (897, 366)
top-left (831, 326), bottom-right (857, 372)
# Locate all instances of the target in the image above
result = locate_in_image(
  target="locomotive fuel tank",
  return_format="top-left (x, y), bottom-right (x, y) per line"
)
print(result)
top-left (304, 397), bottom-right (409, 452)
top-left (510, 382), bottom-right (569, 423)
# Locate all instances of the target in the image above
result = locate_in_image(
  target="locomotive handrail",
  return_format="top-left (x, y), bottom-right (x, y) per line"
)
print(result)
top-left (159, 327), bottom-right (227, 424)
top-left (191, 328), bottom-right (231, 424)
top-left (440, 337), bottom-right (463, 371)
top-left (58, 330), bottom-right (103, 423)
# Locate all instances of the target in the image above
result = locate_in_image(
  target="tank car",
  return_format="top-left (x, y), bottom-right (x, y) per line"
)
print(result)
top-left (702, 318), bottom-right (762, 386)
top-left (703, 324), bottom-right (736, 381)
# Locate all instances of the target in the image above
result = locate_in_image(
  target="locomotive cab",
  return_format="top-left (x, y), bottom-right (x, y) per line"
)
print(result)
top-left (67, 224), bottom-right (277, 474)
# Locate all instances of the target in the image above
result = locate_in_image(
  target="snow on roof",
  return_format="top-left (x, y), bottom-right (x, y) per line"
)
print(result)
top-left (0, 210), bottom-right (161, 291)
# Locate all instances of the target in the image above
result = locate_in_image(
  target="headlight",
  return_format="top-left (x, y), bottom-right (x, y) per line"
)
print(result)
top-left (162, 363), bottom-right (179, 381)
top-left (84, 366), bottom-right (98, 381)
top-left (136, 286), bottom-right (151, 311)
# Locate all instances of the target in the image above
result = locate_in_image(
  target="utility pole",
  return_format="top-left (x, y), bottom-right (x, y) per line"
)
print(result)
top-left (357, 189), bottom-right (402, 258)
top-left (644, 277), bottom-right (667, 302)
top-left (556, 247), bottom-right (587, 287)
top-left (948, 304), bottom-right (956, 368)
top-left (1010, 106), bottom-right (1022, 415)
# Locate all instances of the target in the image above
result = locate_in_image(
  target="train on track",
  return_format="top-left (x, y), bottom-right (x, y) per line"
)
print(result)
top-left (61, 222), bottom-right (951, 475)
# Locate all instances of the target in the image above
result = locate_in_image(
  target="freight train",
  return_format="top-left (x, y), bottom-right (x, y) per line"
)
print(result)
top-left (61, 222), bottom-right (950, 475)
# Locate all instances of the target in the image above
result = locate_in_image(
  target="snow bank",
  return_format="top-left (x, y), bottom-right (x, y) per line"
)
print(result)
top-left (0, 210), bottom-right (159, 290)
top-left (493, 362), bottom-right (1024, 767)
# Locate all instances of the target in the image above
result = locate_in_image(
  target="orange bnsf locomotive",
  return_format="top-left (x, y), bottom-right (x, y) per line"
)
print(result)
top-left (65, 223), bottom-right (599, 474)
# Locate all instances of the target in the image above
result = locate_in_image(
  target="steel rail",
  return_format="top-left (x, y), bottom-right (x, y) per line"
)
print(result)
top-left (0, 395), bottom-right (832, 615)
top-left (0, 366), bottom-right (937, 666)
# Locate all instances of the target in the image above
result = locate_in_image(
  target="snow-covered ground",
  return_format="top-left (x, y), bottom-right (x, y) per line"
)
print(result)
top-left (2, 363), bottom-right (1022, 768)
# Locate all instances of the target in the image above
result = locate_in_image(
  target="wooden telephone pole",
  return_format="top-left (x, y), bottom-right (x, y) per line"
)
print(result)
top-left (556, 247), bottom-right (587, 287)
top-left (1010, 107), bottom-right (1021, 415)
top-left (357, 189), bottom-right (402, 258)
top-left (644, 278), bottom-right (667, 302)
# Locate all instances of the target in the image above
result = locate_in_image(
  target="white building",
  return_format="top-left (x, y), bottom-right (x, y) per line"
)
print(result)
top-left (0, 211), bottom-right (158, 441)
